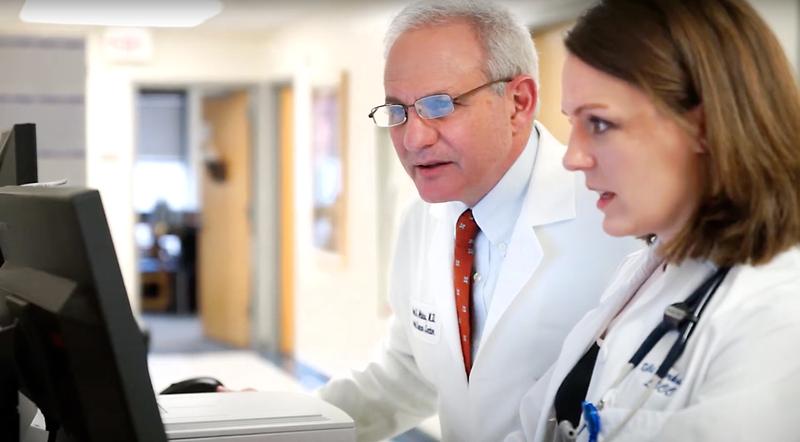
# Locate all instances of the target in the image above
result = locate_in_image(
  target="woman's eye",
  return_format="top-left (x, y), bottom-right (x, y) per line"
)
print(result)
top-left (588, 116), bottom-right (613, 134)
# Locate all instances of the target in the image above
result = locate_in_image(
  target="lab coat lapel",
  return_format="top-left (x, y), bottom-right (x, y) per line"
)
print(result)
top-left (479, 123), bottom-right (577, 351)
top-left (427, 203), bottom-right (468, 375)
top-left (533, 246), bottom-right (661, 439)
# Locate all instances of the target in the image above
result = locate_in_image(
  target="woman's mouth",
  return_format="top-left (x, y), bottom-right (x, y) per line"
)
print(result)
top-left (597, 191), bottom-right (615, 210)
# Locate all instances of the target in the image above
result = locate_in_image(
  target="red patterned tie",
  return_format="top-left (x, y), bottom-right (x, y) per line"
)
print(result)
top-left (453, 209), bottom-right (479, 377)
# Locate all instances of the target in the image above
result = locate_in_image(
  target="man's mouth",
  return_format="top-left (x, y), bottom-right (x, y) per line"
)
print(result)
top-left (416, 161), bottom-right (449, 169)
top-left (414, 161), bottom-right (452, 178)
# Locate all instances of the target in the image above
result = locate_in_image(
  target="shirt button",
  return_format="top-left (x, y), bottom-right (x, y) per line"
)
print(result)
top-left (473, 272), bottom-right (481, 282)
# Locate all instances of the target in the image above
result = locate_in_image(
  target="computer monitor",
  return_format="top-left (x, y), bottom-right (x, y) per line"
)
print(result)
top-left (0, 186), bottom-right (167, 442)
top-left (0, 123), bottom-right (38, 271)
top-left (0, 123), bottom-right (38, 187)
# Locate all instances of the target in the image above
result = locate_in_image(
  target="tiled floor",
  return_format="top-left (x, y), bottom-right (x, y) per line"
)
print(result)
top-left (143, 313), bottom-right (438, 442)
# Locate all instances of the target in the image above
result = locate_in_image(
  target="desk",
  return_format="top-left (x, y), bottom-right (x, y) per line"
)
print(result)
top-left (24, 391), bottom-right (355, 441)
top-left (160, 391), bottom-right (355, 441)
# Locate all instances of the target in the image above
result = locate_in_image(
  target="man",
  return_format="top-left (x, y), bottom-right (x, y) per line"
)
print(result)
top-left (318, 1), bottom-right (638, 441)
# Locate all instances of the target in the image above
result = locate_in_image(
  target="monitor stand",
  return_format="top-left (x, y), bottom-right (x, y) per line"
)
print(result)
top-left (0, 322), bottom-right (63, 442)
top-left (0, 320), bottom-right (20, 442)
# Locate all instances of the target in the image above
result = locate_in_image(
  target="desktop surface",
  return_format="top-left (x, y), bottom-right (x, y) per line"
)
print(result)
top-left (26, 391), bottom-right (355, 442)
top-left (160, 391), bottom-right (354, 441)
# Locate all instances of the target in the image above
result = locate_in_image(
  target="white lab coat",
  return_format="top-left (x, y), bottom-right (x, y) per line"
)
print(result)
top-left (319, 123), bottom-right (639, 442)
top-left (510, 243), bottom-right (800, 442)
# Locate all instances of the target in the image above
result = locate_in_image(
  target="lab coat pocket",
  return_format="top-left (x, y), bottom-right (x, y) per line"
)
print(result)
top-left (597, 406), bottom-right (672, 442)
top-left (409, 301), bottom-right (441, 344)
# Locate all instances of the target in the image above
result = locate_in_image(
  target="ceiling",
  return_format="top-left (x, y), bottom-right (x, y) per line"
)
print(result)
top-left (0, 0), bottom-right (592, 36)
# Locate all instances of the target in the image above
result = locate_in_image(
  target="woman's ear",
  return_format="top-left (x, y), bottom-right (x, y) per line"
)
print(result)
top-left (687, 104), bottom-right (707, 153)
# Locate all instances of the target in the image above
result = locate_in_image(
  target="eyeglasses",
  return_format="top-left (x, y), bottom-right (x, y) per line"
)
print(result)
top-left (368, 78), bottom-right (512, 128)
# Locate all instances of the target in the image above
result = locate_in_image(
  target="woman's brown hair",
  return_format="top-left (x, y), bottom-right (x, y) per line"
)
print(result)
top-left (566, 0), bottom-right (800, 266)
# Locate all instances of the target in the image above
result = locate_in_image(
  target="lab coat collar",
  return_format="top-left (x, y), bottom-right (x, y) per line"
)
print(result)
top-left (425, 200), bottom-right (466, 379)
top-left (476, 122), bottom-right (577, 362)
top-left (427, 122), bottom-right (574, 226)
top-left (521, 121), bottom-right (577, 227)
top-left (426, 206), bottom-right (467, 379)
top-left (560, 244), bottom-right (663, 368)
top-left (471, 130), bottom-right (538, 245)
top-left (532, 244), bottom-right (663, 440)
top-left (425, 122), bottom-right (582, 379)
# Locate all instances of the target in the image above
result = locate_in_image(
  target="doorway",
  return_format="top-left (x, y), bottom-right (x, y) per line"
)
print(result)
top-left (134, 85), bottom-right (281, 350)
top-left (134, 89), bottom-right (196, 316)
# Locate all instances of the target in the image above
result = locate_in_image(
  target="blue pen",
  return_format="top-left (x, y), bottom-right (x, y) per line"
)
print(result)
top-left (582, 401), bottom-right (601, 442)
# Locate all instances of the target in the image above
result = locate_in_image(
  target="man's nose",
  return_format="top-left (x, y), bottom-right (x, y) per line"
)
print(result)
top-left (402, 109), bottom-right (438, 152)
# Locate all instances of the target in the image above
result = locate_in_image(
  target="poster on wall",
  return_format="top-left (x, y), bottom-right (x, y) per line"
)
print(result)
top-left (311, 72), bottom-right (348, 256)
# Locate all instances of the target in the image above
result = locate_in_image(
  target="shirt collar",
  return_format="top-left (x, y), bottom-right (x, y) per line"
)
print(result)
top-left (463, 129), bottom-right (539, 244)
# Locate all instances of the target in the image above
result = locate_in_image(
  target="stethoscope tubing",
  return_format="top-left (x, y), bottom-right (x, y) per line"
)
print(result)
top-left (656, 266), bottom-right (729, 379)
top-left (579, 265), bottom-right (731, 442)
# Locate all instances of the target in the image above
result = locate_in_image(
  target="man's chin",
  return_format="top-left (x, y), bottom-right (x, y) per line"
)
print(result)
top-left (416, 189), bottom-right (457, 204)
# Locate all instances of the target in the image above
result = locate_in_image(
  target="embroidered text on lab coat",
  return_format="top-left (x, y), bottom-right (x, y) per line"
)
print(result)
top-left (410, 303), bottom-right (440, 344)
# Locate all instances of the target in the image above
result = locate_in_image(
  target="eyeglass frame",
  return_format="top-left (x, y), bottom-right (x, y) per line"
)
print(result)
top-left (367, 78), bottom-right (513, 128)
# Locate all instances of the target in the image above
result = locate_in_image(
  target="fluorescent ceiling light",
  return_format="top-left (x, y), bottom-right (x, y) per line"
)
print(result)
top-left (20, 0), bottom-right (223, 28)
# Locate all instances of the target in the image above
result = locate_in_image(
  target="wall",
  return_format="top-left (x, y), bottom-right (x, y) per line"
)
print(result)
top-left (751, 0), bottom-right (799, 71)
top-left (0, 34), bottom-right (86, 185)
top-left (257, 9), bottom-right (416, 373)
top-left (533, 22), bottom-right (574, 145)
top-left (81, 15), bottom-right (413, 373)
top-left (85, 29), bottom-right (271, 313)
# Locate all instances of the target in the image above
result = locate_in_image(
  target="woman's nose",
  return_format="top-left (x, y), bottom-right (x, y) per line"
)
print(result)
top-left (563, 130), bottom-right (595, 171)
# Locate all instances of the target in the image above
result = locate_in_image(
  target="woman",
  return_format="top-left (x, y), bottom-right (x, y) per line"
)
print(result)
top-left (508, 0), bottom-right (800, 441)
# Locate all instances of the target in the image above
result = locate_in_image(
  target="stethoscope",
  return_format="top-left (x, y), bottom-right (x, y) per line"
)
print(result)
top-left (565, 264), bottom-right (731, 442)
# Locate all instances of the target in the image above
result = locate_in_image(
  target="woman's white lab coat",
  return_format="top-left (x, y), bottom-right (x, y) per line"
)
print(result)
top-left (509, 244), bottom-right (800, 442)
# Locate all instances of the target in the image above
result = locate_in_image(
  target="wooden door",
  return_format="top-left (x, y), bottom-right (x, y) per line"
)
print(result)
top-left (199, 90), bottom-right (252, 347)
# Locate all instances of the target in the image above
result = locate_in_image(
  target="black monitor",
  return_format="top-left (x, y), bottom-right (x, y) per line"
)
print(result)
top-left (0, 123), bottom-right (38, 187)
top-left (0, 123), bottom-right (38, 270)
top-left (0, 186), bottom-right (167, 442)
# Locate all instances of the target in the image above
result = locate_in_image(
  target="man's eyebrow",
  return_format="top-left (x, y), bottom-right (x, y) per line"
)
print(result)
top-left (384, 95), bottom-right (405, 104)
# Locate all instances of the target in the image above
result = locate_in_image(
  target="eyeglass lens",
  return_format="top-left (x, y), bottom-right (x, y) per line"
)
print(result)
top-left (371, 94), bottom-right (458, 127)
top-left (370, 105), bottom-right (407, 127)
top-left (415, 94), bottom-right (455, 119)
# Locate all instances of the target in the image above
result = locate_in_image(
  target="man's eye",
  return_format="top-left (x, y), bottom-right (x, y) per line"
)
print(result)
top-left (588, 116), bottom-right (612, 134)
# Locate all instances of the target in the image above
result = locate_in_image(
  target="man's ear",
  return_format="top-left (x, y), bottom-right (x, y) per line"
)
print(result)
top-left (507, 75), bottom-right (537, 133)
top-left (686, 104), bottom-right (706, 153)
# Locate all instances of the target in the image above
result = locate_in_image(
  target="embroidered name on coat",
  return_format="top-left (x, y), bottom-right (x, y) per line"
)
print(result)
top-left (410, 304), bottom-right (440, 344)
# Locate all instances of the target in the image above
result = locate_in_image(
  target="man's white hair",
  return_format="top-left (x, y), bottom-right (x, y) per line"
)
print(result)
top-left (385, 0), bottom-right (539, 99)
